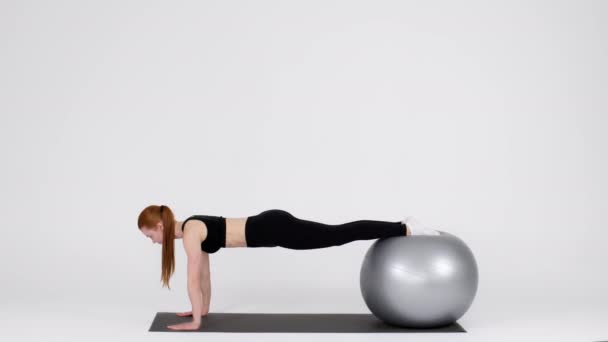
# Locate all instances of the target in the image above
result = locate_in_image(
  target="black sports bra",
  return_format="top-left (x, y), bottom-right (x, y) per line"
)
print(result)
top-left (181, 215), bottom-right (226, 254)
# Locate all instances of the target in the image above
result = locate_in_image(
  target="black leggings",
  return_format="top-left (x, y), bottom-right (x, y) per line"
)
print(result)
top-left (245, 209), bottom-right (406, 250)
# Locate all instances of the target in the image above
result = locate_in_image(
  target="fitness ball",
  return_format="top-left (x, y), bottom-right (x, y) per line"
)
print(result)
top-left (360, 231), bottom-right (478, 328)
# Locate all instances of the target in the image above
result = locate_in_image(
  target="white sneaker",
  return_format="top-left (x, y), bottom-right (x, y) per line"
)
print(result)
top-left (401, 216), bottom-right (441, 236)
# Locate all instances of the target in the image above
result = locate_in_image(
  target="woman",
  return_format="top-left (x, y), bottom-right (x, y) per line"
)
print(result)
top-left (137, 205), bottom-right (440, 330)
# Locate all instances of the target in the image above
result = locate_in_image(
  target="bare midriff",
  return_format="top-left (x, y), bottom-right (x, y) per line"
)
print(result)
top-left (225, 217), bottom-right (248, 248)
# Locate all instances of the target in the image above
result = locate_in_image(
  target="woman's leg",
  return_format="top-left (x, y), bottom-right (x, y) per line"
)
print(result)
top-left (263, 209), bottom-right (406, 250)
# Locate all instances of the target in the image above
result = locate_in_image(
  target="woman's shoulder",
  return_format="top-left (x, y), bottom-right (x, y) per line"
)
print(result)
top-left (182, 217), bottom-right (208, 243)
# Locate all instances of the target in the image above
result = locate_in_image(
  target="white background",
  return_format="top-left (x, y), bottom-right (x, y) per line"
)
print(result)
top-left (1, 0), bottom-right (606, 341)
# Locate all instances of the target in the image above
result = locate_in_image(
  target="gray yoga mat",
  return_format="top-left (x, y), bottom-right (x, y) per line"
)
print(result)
top-left (149, 312), bottom-right (466, 333)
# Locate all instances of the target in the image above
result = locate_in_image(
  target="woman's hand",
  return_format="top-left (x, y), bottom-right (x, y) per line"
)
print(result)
top-left (176, 311), bottom-right (208, 317)
top-left (167, 320), bottom-right (201, 331)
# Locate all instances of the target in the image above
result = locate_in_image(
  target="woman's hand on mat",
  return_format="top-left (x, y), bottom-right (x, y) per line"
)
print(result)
top-left (167, 320), bottom-right (201, 330)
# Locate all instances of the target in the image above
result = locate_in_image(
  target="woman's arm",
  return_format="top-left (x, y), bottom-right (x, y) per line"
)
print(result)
top-left (200, 251), bottom-right (211, 315)
top-left (183, 226), bottom-right (205, 324)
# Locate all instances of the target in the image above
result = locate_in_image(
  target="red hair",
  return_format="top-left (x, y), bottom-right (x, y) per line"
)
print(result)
top-left (137, 204), bottom-right (176, 289)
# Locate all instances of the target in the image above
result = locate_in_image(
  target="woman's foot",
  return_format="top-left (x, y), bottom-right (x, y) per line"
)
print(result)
top-left (401, 216), bottom-right (441, 236)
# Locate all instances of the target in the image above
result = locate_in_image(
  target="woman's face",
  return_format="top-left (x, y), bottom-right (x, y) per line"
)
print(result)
top-left (141, 225), bottom-right (162, 244)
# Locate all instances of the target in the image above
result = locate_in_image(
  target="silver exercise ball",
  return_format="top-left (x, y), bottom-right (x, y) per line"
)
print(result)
top-left (360, 231), bottom-right (478, 328)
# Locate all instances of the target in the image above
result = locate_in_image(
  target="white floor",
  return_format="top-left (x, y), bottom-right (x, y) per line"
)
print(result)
top-left (2, 300), bottom-right (606, 342)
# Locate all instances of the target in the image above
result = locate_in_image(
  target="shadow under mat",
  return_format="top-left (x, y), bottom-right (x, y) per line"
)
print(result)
top-left (149, 312), bottom-right (467, 333)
